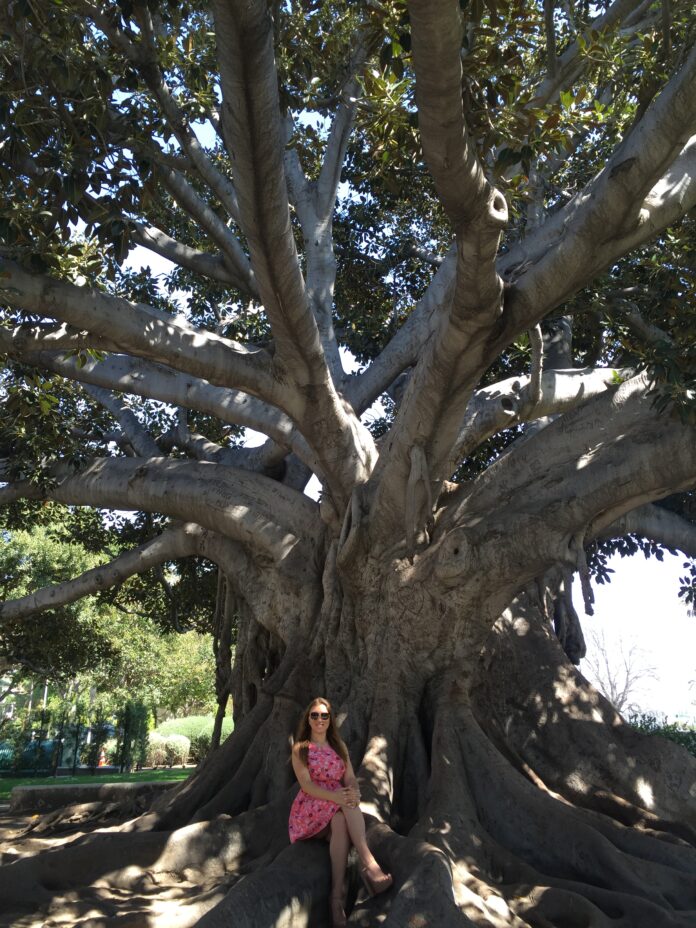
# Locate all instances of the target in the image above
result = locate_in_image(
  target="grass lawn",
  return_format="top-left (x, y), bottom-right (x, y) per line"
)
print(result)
top-left (0, 768), bottom-right (192, 802)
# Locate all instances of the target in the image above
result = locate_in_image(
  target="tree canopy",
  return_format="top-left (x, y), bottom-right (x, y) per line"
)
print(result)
top-left (1, 1), bottom-right (696, 926)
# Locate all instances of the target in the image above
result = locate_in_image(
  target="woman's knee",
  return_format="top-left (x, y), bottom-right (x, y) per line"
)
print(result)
top-left (331, 810), bottom-right (348, 834)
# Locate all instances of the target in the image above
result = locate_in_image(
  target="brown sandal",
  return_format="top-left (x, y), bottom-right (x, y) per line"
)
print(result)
top-left (360, 865), bottom-right (393, 896)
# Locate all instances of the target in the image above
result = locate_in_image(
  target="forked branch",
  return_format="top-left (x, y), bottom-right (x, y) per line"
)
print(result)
top-left (211, 0), bottom-right (322, 380)
top-left (447, 373), bottom-right (696, 543)
top-left (367, 0), bottom-right (508, 543)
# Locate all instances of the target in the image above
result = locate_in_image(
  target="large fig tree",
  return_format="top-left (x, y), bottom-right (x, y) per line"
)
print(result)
top-left (1, 1), bottom-right (696, 925)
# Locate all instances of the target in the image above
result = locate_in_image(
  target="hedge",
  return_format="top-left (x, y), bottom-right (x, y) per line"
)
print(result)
top-left (154, 715), bottom-right (233, 763)
top-left (629, 713), bottom-right (696, 758)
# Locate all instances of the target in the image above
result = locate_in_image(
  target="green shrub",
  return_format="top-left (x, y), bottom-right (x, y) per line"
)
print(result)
top-left (154, 715), bottom-right (233, 762)
top-left (163, 734), bottom-right (190, 766)
top-left (146, 732), bottom-right (192, 766)
top-left (189, 730), bottom-right (212, 762)
top-left (116, 700), bottom-right (151, 771)
top-left (629, 713), bottom-right (696, 759)
top-left (146, 732), bottom-right (167, 767)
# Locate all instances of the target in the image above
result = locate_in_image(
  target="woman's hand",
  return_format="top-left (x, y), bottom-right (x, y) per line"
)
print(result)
top-left (339, 786), bottom-right (360, 808)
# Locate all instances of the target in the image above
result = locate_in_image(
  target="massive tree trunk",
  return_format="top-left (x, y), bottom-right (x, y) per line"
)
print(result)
top-left (2, 511), bottom-right (696, 927)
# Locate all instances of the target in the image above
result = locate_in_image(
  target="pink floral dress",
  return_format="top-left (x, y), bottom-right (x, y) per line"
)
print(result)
top-left (289, 741), bottom-right (346, 843)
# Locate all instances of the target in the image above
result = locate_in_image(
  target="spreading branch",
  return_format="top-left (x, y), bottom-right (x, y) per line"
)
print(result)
top-left (0, 524), bottom-right (204, 623)
top-left (430, 374), bottom-right (696, 605)
top-left (447, 373), bottom-right (696, 543)
top-left (0, 458), bottom-right (321, 568)
top-left (0, 258), bottom-right (277, 402)
top-left (408, 0), bottom-right (489, 227)
top-left (451, 366), bottom-right (628, 467)
top-left (0, 329), bottom-right (317, 471)
top-left (155, 168), bottom-right (255, 293)
top-left (0, 321), bottom-right (117, 355)
top-left (505, 44), bottom-right (696, 331)
top-left (528, 0), bottom-right (648, 107)
top-left (286, 20), bottom-right (388, 386)
top-left (131, 223), bottom-right (252, 293)
top-left (347, 245), bottom-right (458, 415)
top-left (356, 127), bottom-right (696, 431)
top-left (211, 0), bottom-right (320, 377)
top-left (208, 1), bottom-right (378, 503)
top-left (82, 384), bottom-right (161, 458)
top-left (79, 0), bottom-right (242, 224)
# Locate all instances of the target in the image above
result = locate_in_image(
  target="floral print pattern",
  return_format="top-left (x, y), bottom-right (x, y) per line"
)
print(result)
top-left (288, 741), bottom-right (346, 843)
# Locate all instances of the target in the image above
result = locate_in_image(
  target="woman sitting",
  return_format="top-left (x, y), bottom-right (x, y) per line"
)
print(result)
top-left (289, 696), bottom-right (393, 927)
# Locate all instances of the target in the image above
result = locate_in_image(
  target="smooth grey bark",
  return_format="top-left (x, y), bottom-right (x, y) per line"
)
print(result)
top-left (597, 502), bottom-right (696, 555)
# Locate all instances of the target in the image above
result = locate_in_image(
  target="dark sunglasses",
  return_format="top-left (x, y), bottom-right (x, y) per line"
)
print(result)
top-left (310, 712), bottom-right (330, 720)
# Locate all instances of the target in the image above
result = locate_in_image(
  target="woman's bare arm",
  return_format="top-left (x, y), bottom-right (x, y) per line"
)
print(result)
top-left (291, 744), bottom-right (352, 804)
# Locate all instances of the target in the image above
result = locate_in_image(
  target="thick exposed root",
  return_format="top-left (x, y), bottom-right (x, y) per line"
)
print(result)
top-left (350, 824), bottom-right (474, 928)
top-left (138, 695), bottom-right (275, 831)
top-left (475, 597), bottom-right (696, 834)
top-left (19, 801), bottom-right (126, 836)
top-left (192, 840), bottom-right (331, 927)
top-left (0, 799), bottom-right (291, 928)
top-left (413, 662), bottom-right (696, 928)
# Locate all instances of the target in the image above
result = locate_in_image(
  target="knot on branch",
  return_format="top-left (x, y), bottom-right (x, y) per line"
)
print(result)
top-left (433, 528), bottom-right (470, 586)
top-left (486, 188), bottom-right (509, 229)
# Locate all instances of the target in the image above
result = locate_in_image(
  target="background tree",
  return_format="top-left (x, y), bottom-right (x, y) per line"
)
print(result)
top-left (1, 1), bottom-right (696, 926)
top-left (0, 521), bottom-right (118, 683)
top-left (0, 518), bottom-right (218, 772)
top-left (582, 627), bottom-right (657, 714)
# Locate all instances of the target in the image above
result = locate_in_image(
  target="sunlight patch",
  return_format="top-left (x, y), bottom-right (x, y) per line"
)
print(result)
top-left (566, 772), bottom-right (588, 794)
top-left (635, 777), bottom-right (654, 809)
top-left (361, 735), bottom-right (392, 822)
top-left (275, 898), bottom-right (310, 927)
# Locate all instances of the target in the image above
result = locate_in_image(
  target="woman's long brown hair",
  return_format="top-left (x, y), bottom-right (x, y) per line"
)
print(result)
top-left (294, 696), bottom-right (349, 767)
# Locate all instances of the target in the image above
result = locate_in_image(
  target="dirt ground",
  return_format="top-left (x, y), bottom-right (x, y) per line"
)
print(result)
top-left (0, 802), bottom-right (83, 863)
top-left (0, 803), bottom-right (232, 928)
